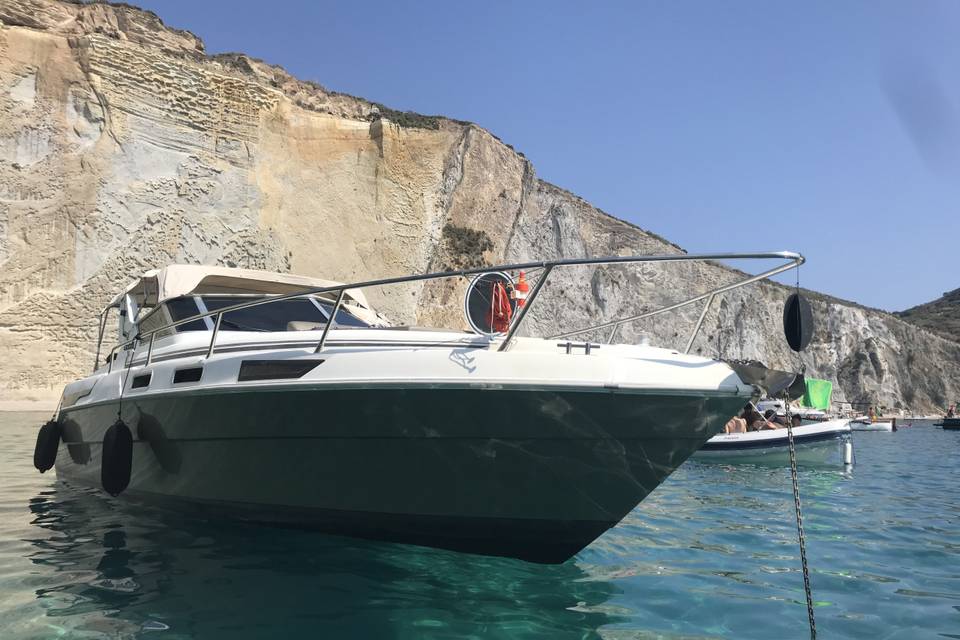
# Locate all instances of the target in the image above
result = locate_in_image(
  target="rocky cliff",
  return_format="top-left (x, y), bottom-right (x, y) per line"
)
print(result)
top-left (896, 288), bottom-right (960, 345)
top-left (1, 0), bottom-right (958, 411)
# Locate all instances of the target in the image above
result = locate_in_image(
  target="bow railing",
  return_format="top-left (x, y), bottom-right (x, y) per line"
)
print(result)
top-left (95, 251), bottom-right (804, 373)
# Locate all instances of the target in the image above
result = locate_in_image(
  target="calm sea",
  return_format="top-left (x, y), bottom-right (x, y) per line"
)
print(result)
top-left (1, 411), bottom-right (958, 639)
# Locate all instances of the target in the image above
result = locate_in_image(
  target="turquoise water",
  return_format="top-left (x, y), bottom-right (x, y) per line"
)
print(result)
top-left (1, 411), bottom-right (958, 639)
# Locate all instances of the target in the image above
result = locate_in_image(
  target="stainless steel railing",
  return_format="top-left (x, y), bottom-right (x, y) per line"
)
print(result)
top-left (98, 251), bottom-right (804, 373)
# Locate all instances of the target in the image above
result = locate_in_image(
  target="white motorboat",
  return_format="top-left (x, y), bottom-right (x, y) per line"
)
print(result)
top-left (849, 417), bottom-right (895, 432)
top-left (33, 252), bottom-right (805, 563)
top-left (695, 419), bottom-right (854, 466)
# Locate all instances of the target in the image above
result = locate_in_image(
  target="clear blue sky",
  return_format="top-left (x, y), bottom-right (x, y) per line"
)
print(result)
top-left (132, 0), bottom-right (960, 311)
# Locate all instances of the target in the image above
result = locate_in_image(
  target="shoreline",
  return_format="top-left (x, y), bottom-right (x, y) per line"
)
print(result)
top-left (0, 400), bottom-right (58, 413)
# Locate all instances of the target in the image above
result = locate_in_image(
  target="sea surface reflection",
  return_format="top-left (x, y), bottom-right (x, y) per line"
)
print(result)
top-left (20, 484), bottom-right (621, 639)
top-left (2, 412), bottom-right (959, 638)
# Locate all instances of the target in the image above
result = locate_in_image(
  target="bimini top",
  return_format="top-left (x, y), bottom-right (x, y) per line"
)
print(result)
top-left (108, 264), bottom-right (374, 312)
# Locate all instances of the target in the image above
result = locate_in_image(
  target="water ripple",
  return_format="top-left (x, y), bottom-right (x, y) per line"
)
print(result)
top-left (1, 412), bottom-right (959, 638)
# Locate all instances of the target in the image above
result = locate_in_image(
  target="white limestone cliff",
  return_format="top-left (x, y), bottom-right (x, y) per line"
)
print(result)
top-left (1, 0), bottom-right (957, 411)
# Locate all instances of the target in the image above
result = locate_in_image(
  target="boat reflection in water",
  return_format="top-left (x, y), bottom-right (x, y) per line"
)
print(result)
top-left (26, 484), bottom-right (622, 638)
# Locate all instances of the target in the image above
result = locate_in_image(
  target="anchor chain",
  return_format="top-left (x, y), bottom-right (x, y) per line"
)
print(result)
top-left (784, 397), bottom-right (817, 639)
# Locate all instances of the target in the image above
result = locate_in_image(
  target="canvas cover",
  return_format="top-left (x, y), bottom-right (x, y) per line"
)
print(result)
top-left (107, 265), bottom-right (373, 311)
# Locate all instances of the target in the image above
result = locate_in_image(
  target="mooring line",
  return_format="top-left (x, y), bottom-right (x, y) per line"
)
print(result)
top-left (784, 399), bottom-right (817, 639)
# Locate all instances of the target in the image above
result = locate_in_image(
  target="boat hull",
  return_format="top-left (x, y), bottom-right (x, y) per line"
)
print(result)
top-left (693, 420), bottom-right (853, 467)
top-left (942, 418), bottom-right (960, 430)
top-left (54, 385), bottom-right (745, 563)
top-left (849, 420), bottom-right (894, 432)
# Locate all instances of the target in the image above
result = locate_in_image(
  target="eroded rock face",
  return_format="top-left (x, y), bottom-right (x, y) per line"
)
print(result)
top-left (1, 0), bottom-right (958, 410)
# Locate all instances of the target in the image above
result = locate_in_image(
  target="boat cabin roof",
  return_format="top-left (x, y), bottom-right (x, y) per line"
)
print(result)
top-left (107, 264), bottom-right (374, 311)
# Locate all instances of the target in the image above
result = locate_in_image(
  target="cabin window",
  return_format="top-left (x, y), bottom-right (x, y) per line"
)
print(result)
top-left (173, 367), bottom-right (203, 383)
top-left (131, 372), bottom-right (152, 389)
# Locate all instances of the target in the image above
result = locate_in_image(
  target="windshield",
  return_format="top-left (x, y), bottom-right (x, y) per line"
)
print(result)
top-left (201, 296), bottom-right (369, 331)
top-left (137, 297), bottom-right (207, 337)
top-left (317, 302), bottom-right (370, 328)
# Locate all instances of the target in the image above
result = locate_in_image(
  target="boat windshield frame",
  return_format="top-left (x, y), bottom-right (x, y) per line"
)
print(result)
top-left (94, 251), bottom-right (804, 373)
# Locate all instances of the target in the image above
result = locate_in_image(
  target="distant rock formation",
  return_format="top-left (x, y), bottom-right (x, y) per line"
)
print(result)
top-left (1, 0), bottom-right (958, 411)
top-left (896, 288), bottom-right (960, 345)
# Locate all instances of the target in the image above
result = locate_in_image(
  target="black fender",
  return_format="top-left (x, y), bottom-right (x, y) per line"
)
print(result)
top-left (101, 420), bottom-right (133, 496)
top-left (783, 292), bottom-right (813, 352)
top-left (33, 419), bottom-right (62, 473)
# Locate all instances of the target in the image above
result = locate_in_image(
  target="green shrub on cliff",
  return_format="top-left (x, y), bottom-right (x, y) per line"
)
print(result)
top-left (441, 225), bottom-right (494, 270)
top-left (896, 287), bottom-right (960, 344)
top-left (369, 104), bottom-right (442, 130)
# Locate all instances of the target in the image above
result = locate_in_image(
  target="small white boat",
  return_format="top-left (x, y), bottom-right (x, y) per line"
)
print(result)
top-left (694, 419), bottom-right (854, 467)
top-left (849, 417), bottom-right (895, 432)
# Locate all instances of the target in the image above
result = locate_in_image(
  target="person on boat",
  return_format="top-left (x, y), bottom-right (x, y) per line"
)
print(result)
top-left (741, 405), bottom-right (776, 431)
top-left (763, 409), bottom-right (788, 427)
top-left (948, 405), bottom-right (956, 418)
top-left (740, 405), bottom-right (760, 430)
top-left (756, 410), bottom-right (780, 430)
top-left (791, 414), bottom-right (802, 428)
top-left (724, 417), bottom-right (747, 433)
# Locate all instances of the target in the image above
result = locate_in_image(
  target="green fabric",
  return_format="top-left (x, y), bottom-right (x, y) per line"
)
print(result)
top-left (803, 378), bottom-right (833, 410)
